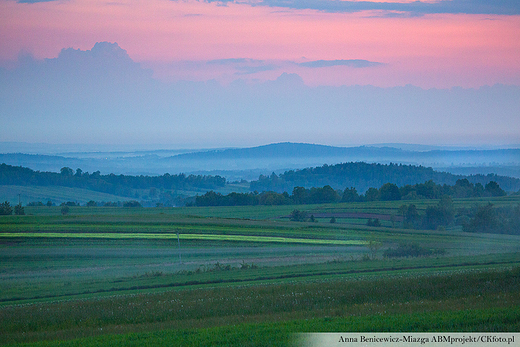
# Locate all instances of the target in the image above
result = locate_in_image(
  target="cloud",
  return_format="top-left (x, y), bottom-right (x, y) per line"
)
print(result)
top-left (207, 58), bottom-right (265, 65)
top-left (2, 42), bottom-right (519, 147)
top-left (44, 42), bottom-right (152, 82)
top-left (204, 58), bottom-right (383, 75)
top-left (16, 0), bottom-right (60, 3)
top-left (298, 59), bottom-right (384, 68)
top-left (188, 0), bottom-right (520, 16)
top-left (271, 0), bottom-right (520, 15)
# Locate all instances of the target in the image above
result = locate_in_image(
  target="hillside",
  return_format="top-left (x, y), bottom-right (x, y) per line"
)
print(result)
top-left (249, 162), bottom-right (520, 193)
top-left (2, 142), bottom-right (520, 178)
top-left (0, 163), bottom-right (226, 206)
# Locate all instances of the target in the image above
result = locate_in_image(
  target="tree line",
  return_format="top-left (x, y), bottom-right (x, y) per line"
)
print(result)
top-left (0, 164), bottom-right (226, 197)
top-left (0, 201), bottom-right (24, 215)
top-left (397, 197), bottom-right (520, 235)
top-left (195, 179), bottom-right (508, 207)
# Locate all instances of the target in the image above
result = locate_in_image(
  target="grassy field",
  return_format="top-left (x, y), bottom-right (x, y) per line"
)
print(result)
top-left (1, 195), bottom-right (520, 346)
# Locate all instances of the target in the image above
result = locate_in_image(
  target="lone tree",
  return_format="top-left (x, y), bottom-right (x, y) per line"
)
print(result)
top-left (0, 201), bottom-right (12, 215)
top-left (14, 203), bottom-right (24, 215)
top-left (367, 238), bottom-right (382, 260)
top-left (463, 203), bottom-right (498, 233)
top-left (289, 209), bottom-right (308, 222)
top-left (61, 205), bottom-right (69, 215)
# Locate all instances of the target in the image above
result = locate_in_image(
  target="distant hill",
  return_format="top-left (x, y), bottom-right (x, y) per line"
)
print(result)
top-left (1, 142), bottom-right (520, 179)
top-left (170, 142), bottom-right (405, 159)
top-left (169, 142), bottom-right (520, 164)
top-left (249, 162), bottom-right (520, 193)
top-left (165, 143), bottom-right (520, 173)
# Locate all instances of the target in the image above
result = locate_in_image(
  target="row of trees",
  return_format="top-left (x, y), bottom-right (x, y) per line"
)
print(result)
top-left (0, 201), bottom-right (24, 215)
top-left (397, 197), bottom-right (520, 235)
top-left (195, 180), bottom-right (508, 207)
top-left (0, 164), bottom-right (226, 197)
top-left (398, 196), bottom-right (455, 230)
top-left (287, 195), bottom-right (519, 236)
top-left (462, 204), bottom-right (520, 234)
top-left (194, 185), bottom-right (343, 207)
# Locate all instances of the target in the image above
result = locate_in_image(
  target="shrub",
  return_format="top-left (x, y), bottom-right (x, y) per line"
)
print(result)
top-left (367, 218), bottom-right (381, 227)
top-left (383, 242), bottom-right (444, 258)
top-left (123, 200), bottom-right (142, 208)
top-left (289, 209), bottom-right (308, 222)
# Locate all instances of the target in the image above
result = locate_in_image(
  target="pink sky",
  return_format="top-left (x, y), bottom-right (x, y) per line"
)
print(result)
top-left (1, 0), bottom-right (520, 87)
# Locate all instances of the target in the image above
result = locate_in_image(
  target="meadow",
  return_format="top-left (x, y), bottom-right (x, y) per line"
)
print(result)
top-left (1, 195), bottom-right (520, 346)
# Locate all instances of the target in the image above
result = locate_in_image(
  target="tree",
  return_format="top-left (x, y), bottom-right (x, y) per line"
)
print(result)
top-left (0, 201), bottom-right (12, 215)
top-left (405, 204), bottom-right (419, 226)
top-left (60, 167), bottom-right (74, 176)
top-left (308, 185), bottom-right (339, 204)
top-left (367, 238), bottom-right (382, 259)
top-left (453, 178), bottom-right (474, 198)
top-left (463, 203), bottom-right (498, 233)
top-left (365, 188), bottom-right (380, 201)
top-left (485, 181), bottom-right (506, 197)
top-left (292, 186), bottom-right (308, 204)
top-left (367, 218), bottom-right (381, 227)
top-left (342, 187), bottom-right (360, 202)
top-left (379, 183), bottom-right (401, 201)
top-left (61, 201), bottom-right (78, 207)
top-left (422, 197), bottom-right (455, 230)
top-left (61, 205), bottom-right (69, 215)
top-left (330, 216), bottom-right (336, 223)
top-left (289, 209), bottom-right (308, 222)
top-left (14, 203), bottom-right (25, 215)
top-left (259, 191), bottom-right (289, 205)
top-left (86, 200), bottom-right (97, 207)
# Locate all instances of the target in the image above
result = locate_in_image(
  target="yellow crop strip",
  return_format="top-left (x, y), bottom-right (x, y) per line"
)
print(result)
top-left (0, 232), bottom-right (366, 245)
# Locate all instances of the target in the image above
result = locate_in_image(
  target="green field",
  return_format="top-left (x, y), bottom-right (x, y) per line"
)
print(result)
top-left (1, 195), bottom-right (520, 346)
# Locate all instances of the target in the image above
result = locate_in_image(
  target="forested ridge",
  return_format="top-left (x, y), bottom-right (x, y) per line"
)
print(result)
top-left (250, 162), bottom-right (520, 193)
top-left (0, 164), bottom-right (225, 197)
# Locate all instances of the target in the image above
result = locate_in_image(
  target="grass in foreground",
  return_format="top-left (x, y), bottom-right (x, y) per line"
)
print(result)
top-left (2, 266), bottom-right (520, 346)
top-left (13, 307), bottom-right (520, 347)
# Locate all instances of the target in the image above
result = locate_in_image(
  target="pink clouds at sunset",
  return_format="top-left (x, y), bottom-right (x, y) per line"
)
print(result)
top-left (1, 0), bottom-right (519, 147)
top-left (1, 0), bottom-right (519, 87)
